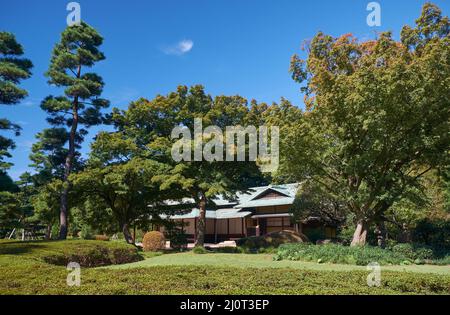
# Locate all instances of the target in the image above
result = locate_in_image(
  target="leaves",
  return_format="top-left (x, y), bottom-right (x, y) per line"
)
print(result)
top-left (283, 4), bottom-right (450, 233)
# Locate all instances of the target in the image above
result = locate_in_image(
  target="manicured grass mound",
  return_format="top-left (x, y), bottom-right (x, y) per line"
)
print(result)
top-left (236, 230), bottom-right (309, 252)
top-left (0, 240), bottom-right (449, 294)
top-left (0, 240), bottom-right (142, 267)
top-left (1, 263), bottom-right (449, 295)
top-left (274, 243), bottom-right (410, 265)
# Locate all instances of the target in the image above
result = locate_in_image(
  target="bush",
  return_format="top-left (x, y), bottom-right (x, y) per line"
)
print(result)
top-left (236, 230), bottom-right (309, 251)
top-left (80, 225), bottom-right (94, 240)
top-left (213, 246), bottom-right (243, 254)
top-left (41, 241), bottom-right (142, 267)
top-left (412, 218), bottom-right (450, 249)
top-left (192, 246), bottom-right (211, 254)
top-left (392, 243), bottom-right (434, 260)
top-left (166, 228), bottom-right (188, 250)
top-left (142, 231), bottom-right (166, 252)
top-left (274, 243), bottom-right (409, 266)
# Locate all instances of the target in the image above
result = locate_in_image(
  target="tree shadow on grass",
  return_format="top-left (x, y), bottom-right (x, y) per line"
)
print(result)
top-left (0, 241), bottom-right (50, 256)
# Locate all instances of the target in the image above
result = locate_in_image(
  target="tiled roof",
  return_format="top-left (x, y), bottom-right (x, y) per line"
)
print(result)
top-left (157, 183), bottom-right (300, 219)
top-left (161, 208), bottom-right (252, 220)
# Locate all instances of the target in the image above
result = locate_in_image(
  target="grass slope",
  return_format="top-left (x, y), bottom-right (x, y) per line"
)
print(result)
top-left (0, 240), bottom-right (449, 295)
top-left (108, 252), bottom-right (450, 275)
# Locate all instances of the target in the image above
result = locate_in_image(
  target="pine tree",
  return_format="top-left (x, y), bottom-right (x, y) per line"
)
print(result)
top-left (0, 32), bottom-right (33, 171)
top-left (41, 22), bottom-right (109, 239)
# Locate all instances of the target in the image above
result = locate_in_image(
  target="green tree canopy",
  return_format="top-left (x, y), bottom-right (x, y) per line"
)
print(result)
top-left (111, 85), bottom-right (268, 246)
top-left (71, 131), bottom-right (172, 244)
top-left (283, 3), bottom-right (449, 246)
top-left (0, 32), bottom-right (32, 171)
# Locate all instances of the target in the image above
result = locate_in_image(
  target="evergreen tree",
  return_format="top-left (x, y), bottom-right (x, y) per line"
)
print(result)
top-left (0, 32), bottom-right (32, 171)
top-left (41, 22), bottom-right (109, 239)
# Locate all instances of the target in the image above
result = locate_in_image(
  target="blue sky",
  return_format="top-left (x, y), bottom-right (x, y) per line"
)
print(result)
top-left (1, 0), bottom-right (449, 179)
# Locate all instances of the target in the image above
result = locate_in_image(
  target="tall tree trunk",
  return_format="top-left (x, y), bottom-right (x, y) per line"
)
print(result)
top-left (59, 67), bottom-right (80, 240)
top-left (122, 223), bottom-right (135, 245)
top-left (351, 220), bottom-right (368, 246)
top-left (195, 193), bottom-right (207, 247)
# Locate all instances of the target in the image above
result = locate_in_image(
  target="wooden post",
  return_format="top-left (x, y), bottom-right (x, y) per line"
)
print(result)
top-left (194, 218), bottom-right (197, 243)
top-left (214, 219), bottom-right (217, 244)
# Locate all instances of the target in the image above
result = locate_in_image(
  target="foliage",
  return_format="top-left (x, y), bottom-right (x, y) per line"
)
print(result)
top-left (41, 22), bottom-right (109, 239)
top-left (0, 32), bottom-right (32, 170)
top-left (164, 223), bottom-right (188, 250)
top-left (236, 230), bottom-right (309, 250)
top-left (39, 242), bottom-right (140, 267)
top-left (283, 3), bottom-right (450, 246)
top-left (80, 224), bottom-right (94, 240)
top-left (142, 231), bottom-right (166, 252)
top-left (0, 240), bottom-right (449, 294)
top-left (0, 191), bottom-right (21, 236)
top-left (274, 243), bottom-right (410, 265)
top-left (291, 181), bottom-right (346, 227)
top-left (0, 172), bottom-right (36, 237)
top-left (192, 246), bottom-right (211, 254)
top-left (71, 135), bottom-right (171, 243)
top-left (412, 218), bottom-right (450, 249)
top-left (391, 243), bottom-right (434, 261)
top-left (275, 243), bottom-right (448, 266)
top-left (111, 85), bottom-right (268, 246)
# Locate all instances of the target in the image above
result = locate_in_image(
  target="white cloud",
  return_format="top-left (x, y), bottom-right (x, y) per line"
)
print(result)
top-left (162, 39), bottom-right (194, 55)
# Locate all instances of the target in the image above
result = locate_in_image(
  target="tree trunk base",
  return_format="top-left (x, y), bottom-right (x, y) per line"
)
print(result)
top-left (351, 220), bottom-right (368, 246)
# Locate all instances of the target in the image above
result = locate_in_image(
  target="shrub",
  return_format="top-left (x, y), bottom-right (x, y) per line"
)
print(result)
top-left (274, 243), bottom-right (409, 265)
top-left (80, 225), bottom-right (94, 240)
top-left (166, 229), bottom-right (188, 250)
top-left (213, 246), bottom-right (243, 254)
top-left (236, 230), bottom-right (309, 251)
top-left (392, 243), bottom-right (434, 260)
top-left (412, 218), bottom-right (450, 249)
top-left (192, 246), bottom-right (211, 254)
top-left (142, 231), bottom-right (166, 252)
top-left (41, 241), bottom-right (142, 267)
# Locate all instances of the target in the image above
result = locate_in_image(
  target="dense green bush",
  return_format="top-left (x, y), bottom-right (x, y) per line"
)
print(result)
top-left (80, 225), bottom-right (94, 240)
top-left (274, 243), bottom-right (450, 266)
top-left (213, 246), bottom-right (243, 254)
top-left (236, 230), bottom-right (309, 250)
top-left (166, 228), bottom-right (188, 250)
top-left (391, 243), bottom-right (434, 260)
top-left (412, 218), bottom-right (450, 249)
top-left (193, 246), bottom-right (212, 254)
top-left (39, 241), bottom-right (142, 267)
top-left (274, 243), bottom-right (409, 265)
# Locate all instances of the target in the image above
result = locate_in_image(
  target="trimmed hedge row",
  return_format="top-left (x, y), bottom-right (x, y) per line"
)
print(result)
top-left (1, 264), bottom-right (449, 295)
top-left (274, 243), bottom-right (413, 265)
top-left (0, 240), bottom-right (143, 267)
top-left (275, 243), bottom-right (450, 266)
top-left (43, 245), bottom-right (141, 267)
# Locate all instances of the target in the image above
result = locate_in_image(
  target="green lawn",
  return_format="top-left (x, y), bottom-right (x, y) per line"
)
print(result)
top-left (0, 240), bottom-right (449, 295)
top-left (108, 252), bottom-right (450, 275)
